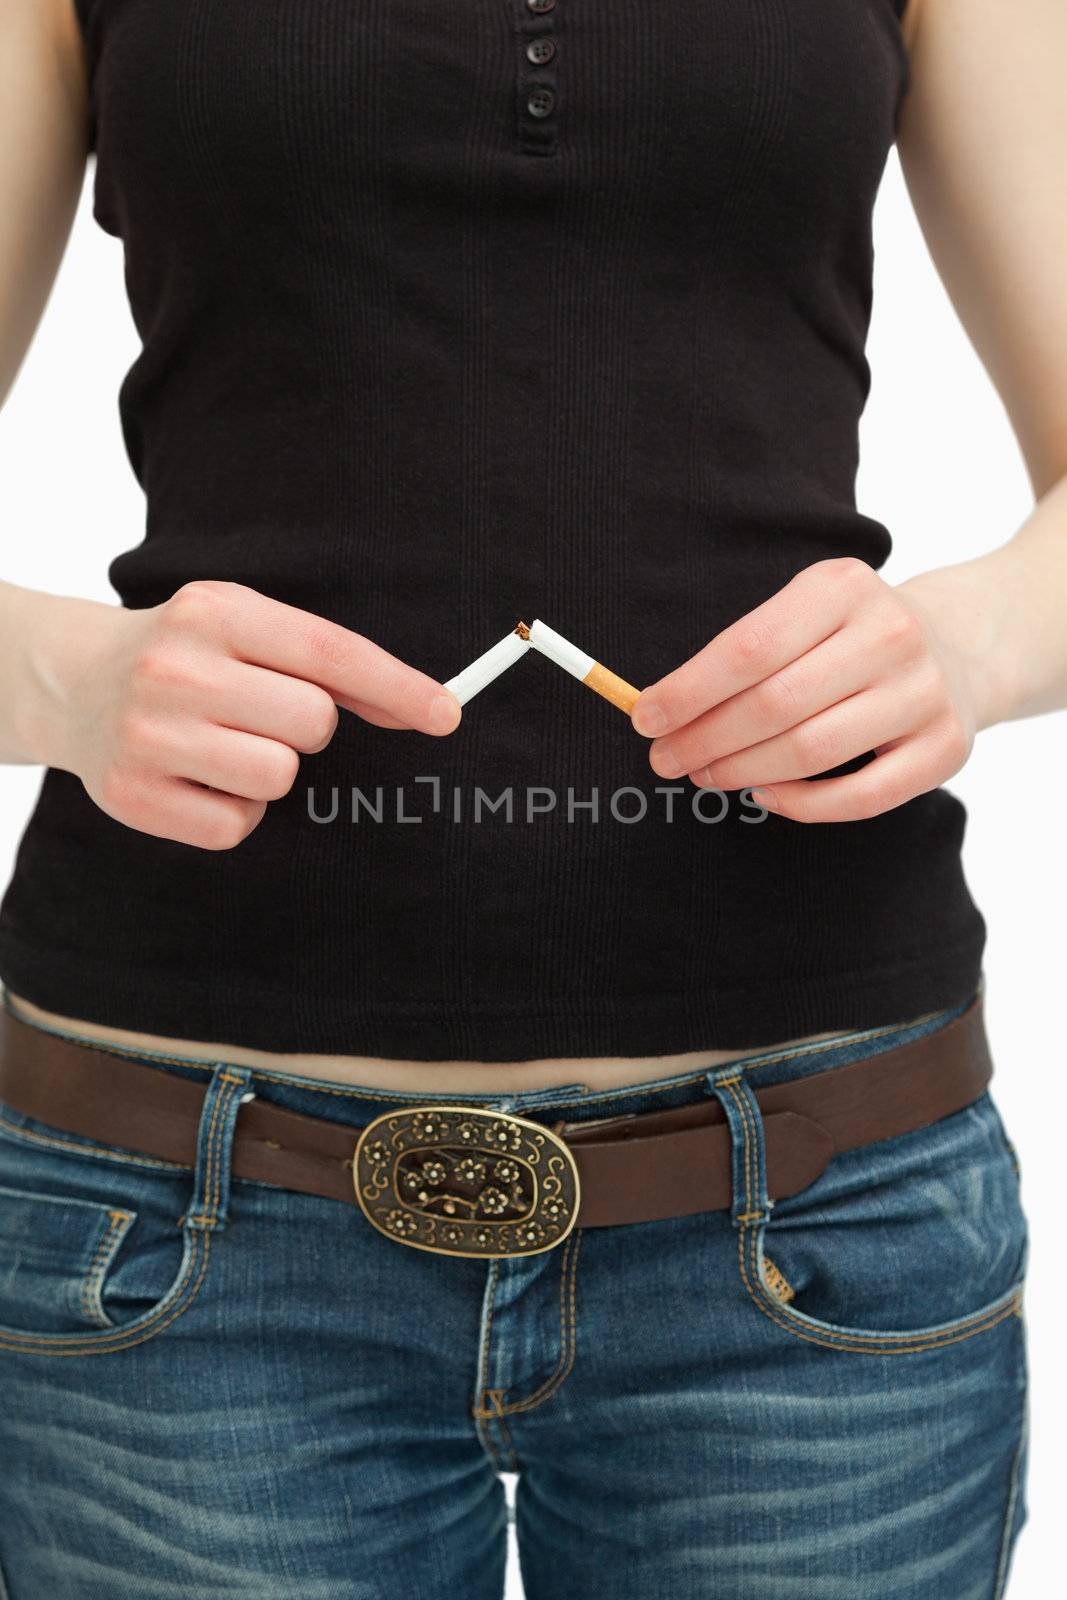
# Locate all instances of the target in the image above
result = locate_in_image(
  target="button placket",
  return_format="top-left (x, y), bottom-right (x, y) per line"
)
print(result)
top-left (514, 0), bottom-right (560, 155)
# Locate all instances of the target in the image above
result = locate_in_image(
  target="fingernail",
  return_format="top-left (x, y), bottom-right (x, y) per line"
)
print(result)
top-left (429, 692), bottom-right (461, 734)
top-left (750, 787), bottom-right (779, 812)
top-left (693, 767), bottom-right (715, 788)
top-left (632, 701), bottom-right (667, 737)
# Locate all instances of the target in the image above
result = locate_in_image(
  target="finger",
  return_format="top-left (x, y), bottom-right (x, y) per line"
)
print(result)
top-left (213, 666), bottom-right (414, 732)
top-left (192, 583), bottom-right (461, 735)
top-left (748, 727), bottom-right (949, 823)
top-left (334, 698), bottom-right (416, 730)
top-left (647, 623), bottom-right (876, 779)
top-left (158, 723), bottom-right (302, 803)
top-left (100, 769), bottom-right (267, 852)
top-left (692, 684), bottom-right (929, 790)
top-left (632, 557), bottom-right (875, 737)
top-left (198, 661), bottom-right (341, 752)
top-left (213, 667), bottom-right (416, 733)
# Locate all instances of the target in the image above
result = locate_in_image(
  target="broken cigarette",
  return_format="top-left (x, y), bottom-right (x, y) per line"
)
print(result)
top-left (525, 619), bottom-right (642, 715)
top-left (443, 625), bottom-right (532, 705)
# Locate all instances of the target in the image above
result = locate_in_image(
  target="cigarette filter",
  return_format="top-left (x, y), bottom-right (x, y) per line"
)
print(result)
top-left (526, 619), bottom-right (641, 715)
top-left (444, 627), bottom-right (531, 705)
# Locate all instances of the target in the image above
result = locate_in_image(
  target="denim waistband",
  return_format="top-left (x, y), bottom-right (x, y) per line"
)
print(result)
top-left (1, 980), bottom-right (985, 1134)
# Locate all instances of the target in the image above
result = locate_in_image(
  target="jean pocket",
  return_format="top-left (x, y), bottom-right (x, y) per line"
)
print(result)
top-left (743, 1090), bottom-right (1029, 1354)
top-left (0, 1186), bottom-right (137, 1333)
top-left (0, 1095), bottom-right (212, 1357)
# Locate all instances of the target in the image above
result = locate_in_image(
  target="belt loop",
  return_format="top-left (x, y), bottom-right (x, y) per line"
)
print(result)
top-left (705, 1066), bottom-right (771, 1229)
top-left (184, 1064), bottom-right (254, 1235)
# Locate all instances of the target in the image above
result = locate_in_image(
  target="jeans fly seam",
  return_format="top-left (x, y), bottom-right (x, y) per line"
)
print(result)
top-left (485, 1229), bottom-right (582, 1418)
top-left (472, 1258), bottom-right (510, 1471)
top-left (495, 1410), bottom-right (519, 1473)
top-left (476, 1257), bottom-right (501, 1401)
top-left (475, 1412), bottom-right (505, 1475)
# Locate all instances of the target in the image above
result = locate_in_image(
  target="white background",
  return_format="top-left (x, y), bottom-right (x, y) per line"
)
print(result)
top-left (0, 151), bottom-right (1062, 1594)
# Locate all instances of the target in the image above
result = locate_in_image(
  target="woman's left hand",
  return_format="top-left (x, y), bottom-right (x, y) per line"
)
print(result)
top-left (630, 556), bottom-right (1007, 823)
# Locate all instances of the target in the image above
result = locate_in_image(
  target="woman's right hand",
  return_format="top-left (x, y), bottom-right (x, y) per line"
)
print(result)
top-left (0, 15), bottom-right (460, 850)
top-left (13, 579), bottom-right (462, 850)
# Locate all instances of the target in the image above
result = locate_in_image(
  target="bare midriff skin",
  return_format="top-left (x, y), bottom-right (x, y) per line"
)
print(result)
top-left (4, 988), bottom-right (854, 1093)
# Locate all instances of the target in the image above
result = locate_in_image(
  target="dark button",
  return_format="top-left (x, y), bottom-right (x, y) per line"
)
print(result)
top-left (526, 86), bottom-right (556, 118)
top-left (526, 0), bottom-right (556, 12)
top-left (526, 38), bottom-right (556, 65)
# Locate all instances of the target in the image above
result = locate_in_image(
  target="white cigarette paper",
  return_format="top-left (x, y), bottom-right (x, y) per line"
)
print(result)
top-left (527, 620), bottom-right (595, 680)
top-left (527, 619), bottom-right (642, 715)
top-left (444, 628), bottom-right (531, 705)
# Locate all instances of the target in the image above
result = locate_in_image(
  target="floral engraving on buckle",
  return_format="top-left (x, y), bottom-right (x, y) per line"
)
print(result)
top-left (352, 1106), bottom-right (581, 1258)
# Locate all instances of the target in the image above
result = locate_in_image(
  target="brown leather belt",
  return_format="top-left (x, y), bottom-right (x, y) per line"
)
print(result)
top-left (0, 994), bottom-right (993, 1260)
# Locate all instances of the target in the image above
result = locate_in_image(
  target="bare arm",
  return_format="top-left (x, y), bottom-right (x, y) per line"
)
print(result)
top-left (0, 0), bottom-right (92, 765)
top-left (0, 0), bottom-right (87, 409)
top-left (890, 0), bottom-right (1067, 729)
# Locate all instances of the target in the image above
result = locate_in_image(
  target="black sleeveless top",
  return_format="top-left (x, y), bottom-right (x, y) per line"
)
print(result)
top-left (0, 0), bottom-right (987, 1059)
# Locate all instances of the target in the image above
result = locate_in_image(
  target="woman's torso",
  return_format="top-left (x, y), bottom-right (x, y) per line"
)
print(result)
top-left (0, 0), bottom-right (987, 1070)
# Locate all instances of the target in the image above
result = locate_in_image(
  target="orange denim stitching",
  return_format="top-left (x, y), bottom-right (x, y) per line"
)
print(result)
top-left (741, 1207), bottom-right (1022, 1355)
top-left (726, 1070), bottom-right (1024, 1353)
top-left (210, 1078), bottom-right (243, 1220)
top-left (723, 1080), bottom-right (759, 1222)
top-left (188, 1074), bottom-right (242, 1230)
top-left (498, 1232), bottom-right (574, 1412)
top-left (0, 1229), bottom-right (210, 1357)
top-left (78, 1208), bottom-right (134, 1328)
top-left (0, 1075), bottom-right (243, 1354)
top-left (472, 1258), bottom-right (508, 1471)
top-left (1, 1071), bottom-right (243, 1196)
top-left (475, 1257), bottom-right (501, 1403)
top-left (487, 1230), bottom-right (583, 1418)
top-left (761, 1253), bottom-right (795, 1304)
top-left (0, 1108), bottom-right (189, 1173)
top-left (473, 1257), bottom-right (501, 1423)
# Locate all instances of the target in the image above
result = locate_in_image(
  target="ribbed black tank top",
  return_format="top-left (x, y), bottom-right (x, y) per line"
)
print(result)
top-left (0, 0), bottom-right (987, 1059)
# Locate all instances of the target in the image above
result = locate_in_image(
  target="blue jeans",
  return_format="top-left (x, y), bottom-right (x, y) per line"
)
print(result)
top-left (0, 986), bottom-right (1029, 1598)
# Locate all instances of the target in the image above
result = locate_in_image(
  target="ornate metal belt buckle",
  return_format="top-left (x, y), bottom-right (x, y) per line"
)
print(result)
top-left (352, 1104), bottom-right (581, 1258)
